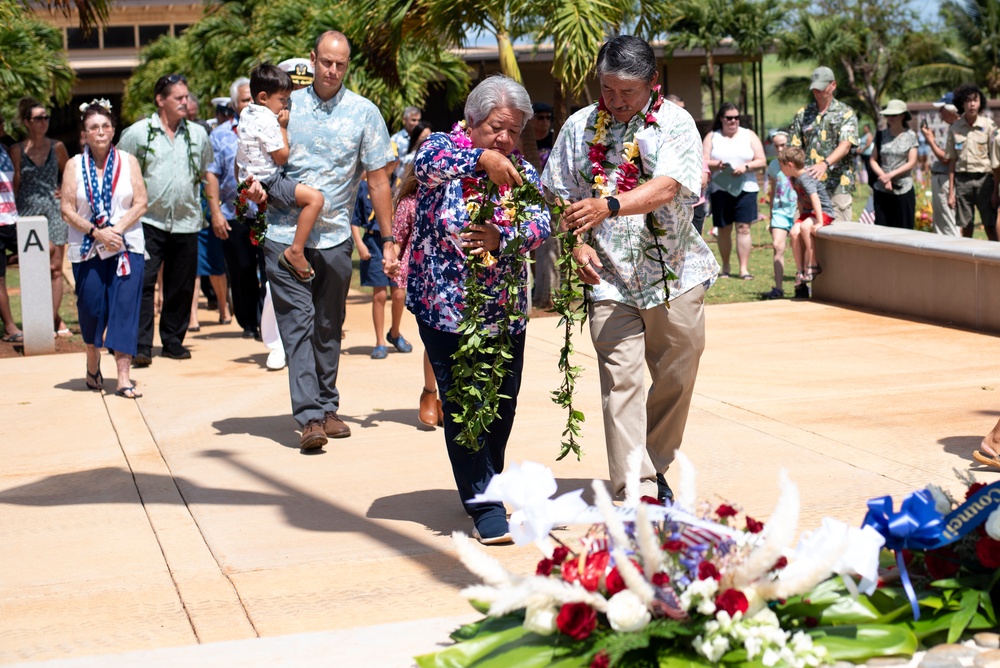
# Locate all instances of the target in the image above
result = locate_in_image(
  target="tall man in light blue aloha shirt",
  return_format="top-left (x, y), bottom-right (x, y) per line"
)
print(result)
top-left (541, 35), bottom-right (718, 503)
top-left (257, 30), bottom-right (398, 450)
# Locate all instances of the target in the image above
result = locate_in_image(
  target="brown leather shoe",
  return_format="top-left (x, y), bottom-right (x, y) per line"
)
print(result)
top-left (436, 399), bottom-right (444, 427)
top-left (323, 411), bottom-right (351, 438)
top-left (300, 419), bottom-right (328, 450)
top-left (419, 388), bottom-right (437, 427)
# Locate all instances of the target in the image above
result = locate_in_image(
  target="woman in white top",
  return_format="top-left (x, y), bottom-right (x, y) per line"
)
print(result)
top-left (703, 103), bottom-right (766, 279)
top-left (61, 101), bottom-right (148, 398)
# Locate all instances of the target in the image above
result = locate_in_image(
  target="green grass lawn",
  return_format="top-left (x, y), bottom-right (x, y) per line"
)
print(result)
top-left (4, 267), bottom-right (79, 339)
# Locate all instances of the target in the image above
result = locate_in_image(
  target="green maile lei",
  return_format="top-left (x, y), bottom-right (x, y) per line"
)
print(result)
top-left (448, 122), bottom-right (544, 452)
top-left (139, 118), bottom-right (212, 224)
top-left (550, 90), bottom-right (681, 461)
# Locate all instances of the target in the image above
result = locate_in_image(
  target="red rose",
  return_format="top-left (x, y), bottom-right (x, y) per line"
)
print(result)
top-left (562, 557), bottom-right (580, 585)
top-left (977, 536), bottom-right (1000, 569)
top-left (745, 516), bottom-right (764, 533)
top-left (590, 650), bottom-right (610, 668)
top-left (645, 112), bottom-right (657, 125)
top-left (967, 482), bottom-right (987, 500)
top-left (772, 556), bottom-right (788, 570)
top-left (556, 602), bottom-right (597, 640)
top-left (716, 504), bottom-right (738, 518)
top-left (552, 546), bottom-right (570, 565)
top-left (640, 495), bottom-right (661, 506)
top-left (662, 539), bottom-right (685, 552)
top-left (652, 572), bottom-right (670, 587)
top-left (698, 561), bottom-right (720, 581)
top-left (536, 558), bottom-right (554, 576)
top-left (715, 588), bottom-right (749, 616)
top-left (605, 566), bottom-right (626, 595)
top-left (579, 550), bottom-right (611, 592)
top-left (805, 616), bottom-right (818, 628)
top-left (924, 547), bottom-right (960, 579)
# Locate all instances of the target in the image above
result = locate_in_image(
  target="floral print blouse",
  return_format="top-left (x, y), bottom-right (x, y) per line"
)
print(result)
top-left (392, 193), bottom-right (416, 286)
top-left (406, 131), bottom-right (551, 336)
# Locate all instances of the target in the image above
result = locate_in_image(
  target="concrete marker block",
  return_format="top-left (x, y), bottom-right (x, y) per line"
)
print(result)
top-left (15, 215), bottom-right (55, 355)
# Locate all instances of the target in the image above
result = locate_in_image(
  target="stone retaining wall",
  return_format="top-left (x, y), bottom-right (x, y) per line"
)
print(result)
top-left (813, 223), bottom-right (1000, 334)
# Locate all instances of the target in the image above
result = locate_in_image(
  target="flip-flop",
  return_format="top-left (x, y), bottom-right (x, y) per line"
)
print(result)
top-left (278, 250), bottom-right (315, 283)
top-left (973, 449), bottom-right (1000, 470)
top-left (2, 332), bottom-right (23, 342)
top-left (86, 368), bottom-right (103, 391)
top-left (115, 385), bottom-right (143, 399)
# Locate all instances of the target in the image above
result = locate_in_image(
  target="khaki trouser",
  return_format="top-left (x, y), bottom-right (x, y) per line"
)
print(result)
top-left (831, 192), bottom-right (853, 222)
top-left (931, 172), bottom-right (959, 236)
top-left (589, 284), bottom-right (707, 499)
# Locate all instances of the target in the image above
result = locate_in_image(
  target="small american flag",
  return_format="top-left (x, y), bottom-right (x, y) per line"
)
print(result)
top-left (859, 195), bottom-right (875, 224)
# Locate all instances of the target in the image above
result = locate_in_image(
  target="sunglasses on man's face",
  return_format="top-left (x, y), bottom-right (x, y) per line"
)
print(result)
top-left (155, 73), bottom-right (188, 96)
top-left (29, 115), bottom-right (51, 122)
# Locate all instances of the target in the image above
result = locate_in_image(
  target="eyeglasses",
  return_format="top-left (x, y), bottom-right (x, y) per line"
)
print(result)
top-left (154, 73), bottom-right (188, 96)
top-left (723, 115), bottom-right (740, 121)
top-left (29, 115), bottom-right (51, 122)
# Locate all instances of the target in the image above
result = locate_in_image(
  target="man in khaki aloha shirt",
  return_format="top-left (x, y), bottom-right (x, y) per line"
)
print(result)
top-left (541, 35), bottom-right (718, 505)
top-left (789, 66), bottom-right (859, 221)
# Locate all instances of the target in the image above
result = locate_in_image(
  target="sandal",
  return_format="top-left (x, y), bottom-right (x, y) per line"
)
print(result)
top-left (809, 265), bottom-right (823, 278)
top-left (86, 368), bottom-right (103, 391)
top-left (739, 274), bottom-right (754, 281)
top-left (2, 332), bottom-right (23, 342)
top-left (278, 250), bottom-right (315, 283)
top-left (115, 385), bottom-right (143, 399)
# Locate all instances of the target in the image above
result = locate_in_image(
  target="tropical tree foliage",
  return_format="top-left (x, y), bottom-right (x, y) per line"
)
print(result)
top-left (670, 0), bottom-right (733, 115)
top-left (122, 0), bottom-right (470, 127)
top-left (941, 0), bottom-right (1000, 95)
top-left (0, 0), bottom-right (75, 133)
top-left (775, 0), bottom-right (953, 125)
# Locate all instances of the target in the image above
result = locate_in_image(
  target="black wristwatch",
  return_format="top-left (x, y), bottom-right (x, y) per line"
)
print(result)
top-left (381, 235), bottom-right (396, 245)
top-left (605, 196), bottom-right (620, 217)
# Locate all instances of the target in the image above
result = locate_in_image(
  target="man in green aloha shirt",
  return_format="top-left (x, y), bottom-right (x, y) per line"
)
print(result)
top-left (789, 66), bottom-right (859, 222)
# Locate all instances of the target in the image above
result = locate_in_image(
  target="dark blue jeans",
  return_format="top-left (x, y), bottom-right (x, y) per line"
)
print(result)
top-left (419, 323), bottom-right (525, 536)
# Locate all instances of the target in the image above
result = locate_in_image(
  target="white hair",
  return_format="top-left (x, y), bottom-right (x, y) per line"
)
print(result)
top-left (230, 77), bottom-right (250, 105)
top-left (464, 74), bottom-right (533, 131)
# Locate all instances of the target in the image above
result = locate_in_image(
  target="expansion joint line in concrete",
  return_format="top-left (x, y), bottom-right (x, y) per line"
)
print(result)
top-left (107, 396), bottom-right (259, 640)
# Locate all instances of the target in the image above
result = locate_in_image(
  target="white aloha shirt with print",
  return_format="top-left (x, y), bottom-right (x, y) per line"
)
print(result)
top-left (541, 99), bottom-right (718, 308)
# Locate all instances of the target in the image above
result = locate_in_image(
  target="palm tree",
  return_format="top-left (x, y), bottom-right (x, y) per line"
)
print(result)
top-left (0, 1), bottom-right (75, 130)
top-left (729, 0), bottom-right (782, 130)
top-left (670, 0), bottom-right (734, 116)
top-left (942, 0), bottom-right (1000, 95)
top-left (777, 0), bottom-right (953, 127)
top-left (25, 0), bottom-right (112, 33)
top-left (122, 0), bottom-right (469, 127)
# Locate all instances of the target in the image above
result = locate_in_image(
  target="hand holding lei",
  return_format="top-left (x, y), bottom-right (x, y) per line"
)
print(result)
top-left (447, 121), bottom-right (546, 452)
top-left (235, 180), bottom-right (268, 246)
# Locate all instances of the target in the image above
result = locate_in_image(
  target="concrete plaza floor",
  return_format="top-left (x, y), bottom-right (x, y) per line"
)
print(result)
top-left (2, 291), bottom-right (998, 666)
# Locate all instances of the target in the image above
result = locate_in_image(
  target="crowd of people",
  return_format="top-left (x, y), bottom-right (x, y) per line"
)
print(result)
top-left (4, 32), bottom-right (1000, 543)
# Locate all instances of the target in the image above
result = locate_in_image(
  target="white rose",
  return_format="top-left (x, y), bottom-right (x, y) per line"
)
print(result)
top-left (606, 590), bottom-right (652, 632)
top-left (523, 604), bottom-right (558, 636)
top-left (926, 485), bottom-right (952, 515)
top-left (986, 508), bottom-right (1000, 541)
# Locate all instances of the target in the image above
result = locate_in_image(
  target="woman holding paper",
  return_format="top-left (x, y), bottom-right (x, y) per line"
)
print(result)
top-left (61, 100), bottom-right (148, 398)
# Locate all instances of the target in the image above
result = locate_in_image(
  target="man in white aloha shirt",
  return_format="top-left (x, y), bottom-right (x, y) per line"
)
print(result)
top-left (541, 35), bottom-right (718, 503)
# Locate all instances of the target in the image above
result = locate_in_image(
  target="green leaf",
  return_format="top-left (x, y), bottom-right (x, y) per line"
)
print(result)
top-left (809, 624), bottom-right (918, 661)
top-left (948, 589), bottom-right (981, 643)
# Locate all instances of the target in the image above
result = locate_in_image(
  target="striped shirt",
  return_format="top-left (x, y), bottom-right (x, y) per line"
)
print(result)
top-left (0, 145), bottom-right (16, 226)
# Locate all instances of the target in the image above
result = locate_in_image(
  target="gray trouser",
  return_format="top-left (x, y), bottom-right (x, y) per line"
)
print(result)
top-left (954, 172), bottom-right (996, 230)
top-left (264, 238), bottom-right (352, 426)
top-left (931, 172), bottom-right (959, 236)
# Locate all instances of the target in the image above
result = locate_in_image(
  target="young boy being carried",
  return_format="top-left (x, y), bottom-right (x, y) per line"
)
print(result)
top-left (779, 146), bottom-right (835, 298)
top-left (236, 63), bottom-right (324, 282)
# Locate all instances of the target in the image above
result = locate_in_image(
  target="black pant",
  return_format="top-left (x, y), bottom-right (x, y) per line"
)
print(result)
top-left (873, 189), bottom-right (916, 229)
top-left (138, 224), bottom-right (198, 356)
top-left (222, 218), bottom-right (264, 334)
top-left (419, 323), bottom-right (524, 531)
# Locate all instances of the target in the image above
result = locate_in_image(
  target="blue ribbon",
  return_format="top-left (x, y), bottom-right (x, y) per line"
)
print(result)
top-left (861, 490), bottom-right (946, 620)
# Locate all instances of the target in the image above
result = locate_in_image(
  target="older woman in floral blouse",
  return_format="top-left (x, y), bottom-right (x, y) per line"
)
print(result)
top-left (408, 75), bottom-right (550, 545)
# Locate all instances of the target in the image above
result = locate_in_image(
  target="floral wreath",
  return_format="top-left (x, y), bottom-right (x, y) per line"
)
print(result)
top-left (447, 120), bottom-right (546, 452)
top-left (236, 180), bottom-right (268, 246)
top-left (79, 98), bottom-right (112, 115)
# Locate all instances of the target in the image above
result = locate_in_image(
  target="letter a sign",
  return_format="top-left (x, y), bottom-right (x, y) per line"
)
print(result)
top-left (16, 216), bottom-right (55, 355)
